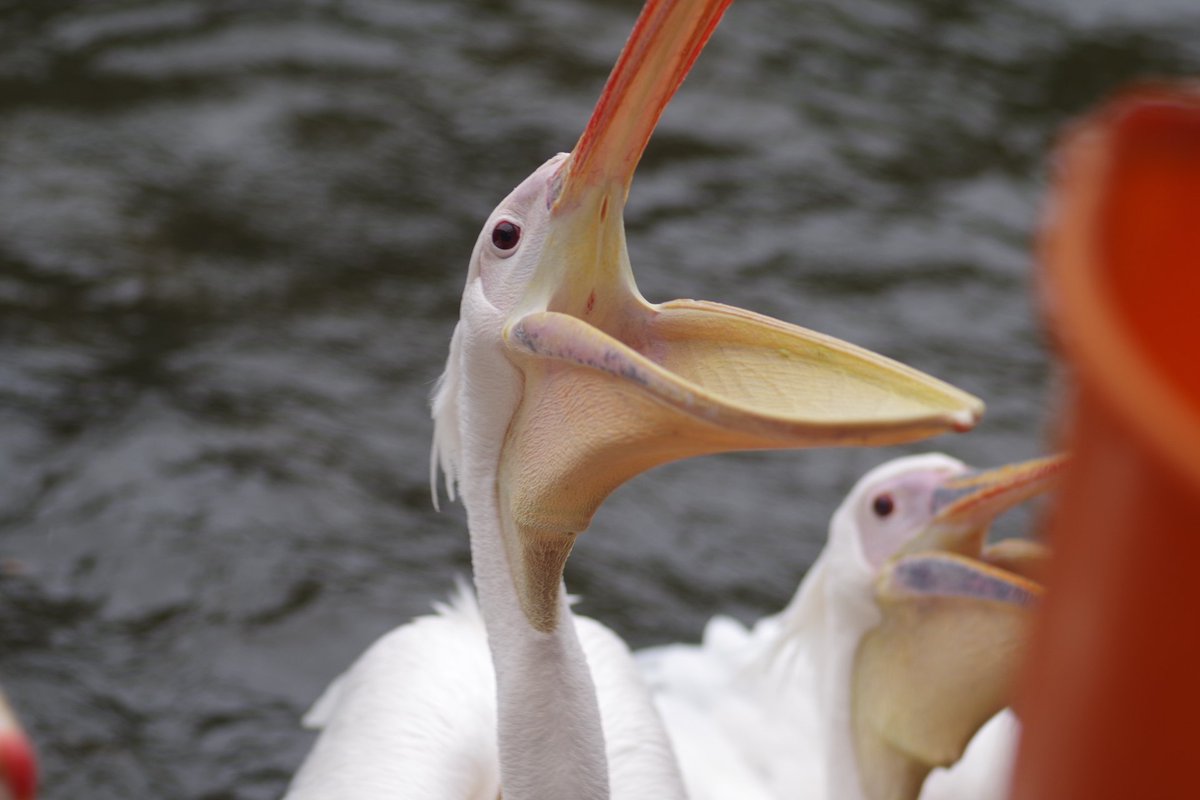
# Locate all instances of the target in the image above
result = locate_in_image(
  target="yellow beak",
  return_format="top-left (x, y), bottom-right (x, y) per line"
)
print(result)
top-left (498, 0), bottom-right (985, 630)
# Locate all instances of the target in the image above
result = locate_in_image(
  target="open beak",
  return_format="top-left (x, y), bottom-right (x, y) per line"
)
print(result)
top-left (497, 0), bottom-right (986, 631)
top-left (899, 453), bottom-right (1069, 559)
top-left (851, 454), bottom-right (1068, 800)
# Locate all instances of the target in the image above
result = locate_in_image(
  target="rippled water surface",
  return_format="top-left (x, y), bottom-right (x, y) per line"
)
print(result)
top-left (2, 0), bottom-right (1198, 796)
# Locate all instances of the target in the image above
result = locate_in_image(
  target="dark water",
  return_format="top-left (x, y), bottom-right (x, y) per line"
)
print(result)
top-left (1, 0), bottom-right (1197, 796)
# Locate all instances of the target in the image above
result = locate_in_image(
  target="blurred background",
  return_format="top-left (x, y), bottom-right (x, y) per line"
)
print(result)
top-left (0, 0), bottom-right (1198, 796)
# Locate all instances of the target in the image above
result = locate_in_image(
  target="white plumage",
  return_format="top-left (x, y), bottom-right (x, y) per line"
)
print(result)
top-left (290, 584), bottom-right (501, 800)
top-left (288, 583), bottom-right (686, 800)
top-left (921, 711), bottom-right (1019, 800)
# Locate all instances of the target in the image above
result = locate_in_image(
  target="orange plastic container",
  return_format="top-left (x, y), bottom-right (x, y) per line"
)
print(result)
top-left (1012, 87), bottom-right (1200, 798)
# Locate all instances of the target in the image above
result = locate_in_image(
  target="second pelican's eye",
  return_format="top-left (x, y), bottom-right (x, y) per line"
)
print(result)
top-left (491, 220), bottom-right (521, 252)
top-left (872, 493), bottom-right (895, 518)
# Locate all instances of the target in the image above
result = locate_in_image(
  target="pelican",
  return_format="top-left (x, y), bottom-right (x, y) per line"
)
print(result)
top-left (0, 685), bottom-right (36, 800)
top-left (637, 452), bottom-right (1064, 800)
top-left (285, 1), bottom-right (985, 798)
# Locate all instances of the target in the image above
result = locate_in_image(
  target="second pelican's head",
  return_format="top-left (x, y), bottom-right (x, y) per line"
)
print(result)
top-left (433, 0), bottom-right (985, 632)
top-left (813, 453), bottom-right (1065, 800)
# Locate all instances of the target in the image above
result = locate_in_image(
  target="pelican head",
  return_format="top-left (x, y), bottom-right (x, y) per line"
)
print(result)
top-left (433, 0), bottom-right (985, 632)
top-left (829, 453), bottom-right (1066, 800)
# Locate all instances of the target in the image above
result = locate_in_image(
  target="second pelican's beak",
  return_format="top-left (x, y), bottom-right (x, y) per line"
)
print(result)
top-left (851, 454), bottom-right (1068, 800)
top-left (497, 0), bottom-right (985, 631)
top-left (899, 454), bottom-right (1069, 559)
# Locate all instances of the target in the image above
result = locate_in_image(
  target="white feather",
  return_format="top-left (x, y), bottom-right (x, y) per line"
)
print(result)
top-left (921, 711), bottom-right (1019, 800)
top-left (429, 321), bottom-right (465, 511)
top-left (287, 585), bottom-right (500, 800)
top-left (287, 583), bottom-right (685, 800)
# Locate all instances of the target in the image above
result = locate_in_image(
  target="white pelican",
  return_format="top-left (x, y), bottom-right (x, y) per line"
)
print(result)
top-left (0, 685), bottom-right (36, 800)
top-left (637, 452), bottom-right (1064, 800)
top-left (285, 1), bottom-right (985, 798)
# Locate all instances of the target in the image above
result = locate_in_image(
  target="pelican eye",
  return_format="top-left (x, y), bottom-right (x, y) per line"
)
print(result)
top-left (872, 493), bottom-right (895, 518)
top-left (491, 220), bottom-right (522, 251)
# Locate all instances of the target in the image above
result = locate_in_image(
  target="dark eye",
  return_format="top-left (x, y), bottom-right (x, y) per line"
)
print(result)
top-left (491, 220), bottom-right (521, 251)
top-left (872, 493), bottom-right (895, 518)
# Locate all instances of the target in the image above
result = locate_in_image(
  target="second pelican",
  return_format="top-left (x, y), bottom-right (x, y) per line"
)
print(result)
top-left (638, 453), bottom-right (1064, 800)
